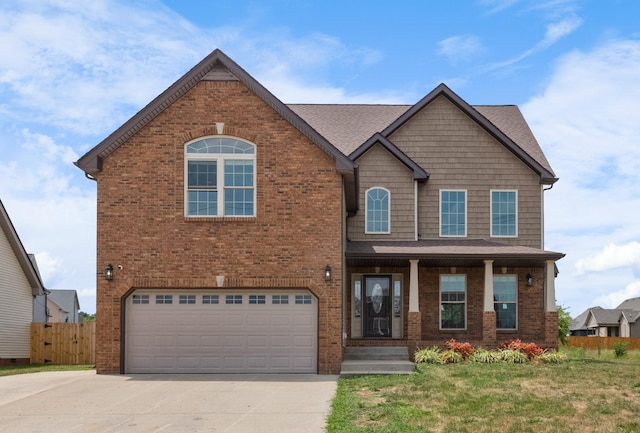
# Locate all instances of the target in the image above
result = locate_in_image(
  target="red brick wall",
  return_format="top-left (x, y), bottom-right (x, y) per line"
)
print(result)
top-left (346, 265), bottom-right (549, 349)
top-left (95, 81), bottom-right (344, 374)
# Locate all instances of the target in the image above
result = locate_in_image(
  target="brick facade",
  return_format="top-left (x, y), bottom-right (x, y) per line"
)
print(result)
top-left (94, 80), bottom-right (344, 374)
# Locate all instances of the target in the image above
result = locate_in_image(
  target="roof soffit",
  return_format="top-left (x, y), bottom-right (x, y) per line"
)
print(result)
top-left (380, 83), bottom-right (558, 184)
top-left (75, 49), bottom-right (354, 177)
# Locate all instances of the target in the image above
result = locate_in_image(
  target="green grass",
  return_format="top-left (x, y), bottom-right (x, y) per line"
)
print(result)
top-left (327, 349), bottom-right (640, 433)
top-left (0, 364), bottom-right (94, 377)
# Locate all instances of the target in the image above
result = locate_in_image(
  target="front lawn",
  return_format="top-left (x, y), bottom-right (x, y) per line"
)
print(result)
top-left (327, 348), bottom-right (640, 433)
top-left (0, 364), bottom-right (94, 377)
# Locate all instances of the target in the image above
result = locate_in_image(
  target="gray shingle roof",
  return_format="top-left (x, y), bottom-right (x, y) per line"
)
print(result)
top-left (346, 239), bottom-right (564, 267)
top-left (288, 102), bottom-right (556, 179)
top-left (616, 297), bottom-right (640, 310)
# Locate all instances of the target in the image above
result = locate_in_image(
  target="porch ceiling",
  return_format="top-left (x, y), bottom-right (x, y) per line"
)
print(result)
top-left (345, 239), bottom-right (565, 268)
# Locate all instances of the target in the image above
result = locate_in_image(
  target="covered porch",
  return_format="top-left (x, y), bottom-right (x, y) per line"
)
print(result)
top-left (344, 239), bottom-right (565, 351)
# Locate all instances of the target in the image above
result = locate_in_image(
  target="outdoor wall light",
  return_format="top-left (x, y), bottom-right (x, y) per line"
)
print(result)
top-left (105, 264), bottom-right (114, 281)
top-left (526, 273), bottom-right (533, 287)
top-left (324, 265), bottom-right (332, 282)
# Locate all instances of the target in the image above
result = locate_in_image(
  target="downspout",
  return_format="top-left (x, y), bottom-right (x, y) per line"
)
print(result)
top-left (414, 180), bottom-right (419, 240)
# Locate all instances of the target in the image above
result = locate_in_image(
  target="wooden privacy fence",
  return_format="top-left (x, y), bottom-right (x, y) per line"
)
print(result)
top-left (567, 336), bottom-right (640, 350)
top-left (31, 322), bottom-right (96, 365)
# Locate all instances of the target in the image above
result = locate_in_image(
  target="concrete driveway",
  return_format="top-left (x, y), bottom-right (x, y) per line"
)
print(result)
top-left (0, 370), bottom-right (338, 432)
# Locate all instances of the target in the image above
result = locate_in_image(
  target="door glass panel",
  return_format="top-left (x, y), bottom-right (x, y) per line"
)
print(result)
top-left (364, 276), bottom-right (391, 337)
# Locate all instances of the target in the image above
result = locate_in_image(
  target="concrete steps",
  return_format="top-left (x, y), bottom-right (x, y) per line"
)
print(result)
top-left (340, 346), bottom-right (415, 377)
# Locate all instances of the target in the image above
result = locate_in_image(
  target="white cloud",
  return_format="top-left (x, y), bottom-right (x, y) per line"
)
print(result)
top-left (437, 35), bottom-right (485, 64)
top-left (523, 38), bottom-right (640, 316)
top-left (575, 242), bottom-right (640, 275)
top-left (593, 281), bottom-right (640, 310)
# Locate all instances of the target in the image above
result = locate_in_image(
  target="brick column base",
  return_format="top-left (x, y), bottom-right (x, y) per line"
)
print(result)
top-left (482, 311), bottom-right (497, 348)
top-left (545, 311), bottom-right (559, 350)
top-left (408, 311), bottom-right (422, 341)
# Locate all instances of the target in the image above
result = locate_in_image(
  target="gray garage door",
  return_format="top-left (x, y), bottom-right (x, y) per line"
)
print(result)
top-left (125, 290), bottom-right (317, 373)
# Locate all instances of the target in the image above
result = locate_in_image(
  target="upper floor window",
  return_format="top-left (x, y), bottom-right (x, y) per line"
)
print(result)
top-left (494, 275), bottom-right (517, 329)
top-left (185, 137), bottom-right (255, 217)
top-left (366, 187), bottom-right (390, 233)
top-left (440, 275), bottom-right (466, 329)
top-left (440, 190), bottom-right (466, 237)
top-left (491, 190), bottom-right (517, 237)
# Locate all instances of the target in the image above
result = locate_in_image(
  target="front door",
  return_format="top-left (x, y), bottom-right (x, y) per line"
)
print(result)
top-left (363, 276), bottom-right (392, 337)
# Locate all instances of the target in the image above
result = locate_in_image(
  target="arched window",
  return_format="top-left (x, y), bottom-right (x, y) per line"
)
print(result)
top-left (365, 187), bottom-right (390, 233)
top-left (185, 137), bottom-right (256, 217)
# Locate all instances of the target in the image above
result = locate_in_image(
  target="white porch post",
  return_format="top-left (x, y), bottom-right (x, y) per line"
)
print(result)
top-left (483, 260), bottom-right (494, 312)
top-left (545, 260), bottom-right (556, 312)
top-left (409, 259), bottom-right (419, 312)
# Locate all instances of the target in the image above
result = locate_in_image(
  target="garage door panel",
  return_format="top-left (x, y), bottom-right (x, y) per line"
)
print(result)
top-left (126, 290), bottom-right (317, 373)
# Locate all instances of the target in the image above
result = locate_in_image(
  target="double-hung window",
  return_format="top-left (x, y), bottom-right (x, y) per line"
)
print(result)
top-left (185, 137), bottom-right (255, 217)
top-left (494, 275), bottom-right (517, 329)
top-left (440, 190), bottom-right (466, 237)
top-left (366, 187), bottom-right (390, 233)
top-left (440, 275), bottom-right (466, 329)
top-left (491, 190), bottom-right (517, 237)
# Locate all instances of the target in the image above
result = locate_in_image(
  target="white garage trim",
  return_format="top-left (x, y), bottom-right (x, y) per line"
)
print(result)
top-left (125, 289), bottom-right (317, 373)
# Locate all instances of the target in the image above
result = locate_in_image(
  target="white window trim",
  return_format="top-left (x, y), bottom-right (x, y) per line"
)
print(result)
top-left (439, 274), bottom-right (467, 330)
top-left (493, 274), bottom-right (518, 330)
top-left (365, 186), bottom-right (391, 234)
top-left (490, 190), bottom-right (518, 238)
top-left (184, 136), bottom-right (256, 218)
top-left (439, 189), bottom-right (467, 237)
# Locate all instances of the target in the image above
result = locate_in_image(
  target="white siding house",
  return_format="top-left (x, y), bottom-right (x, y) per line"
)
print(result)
top-left (0, 200), bottom-right (45, 365)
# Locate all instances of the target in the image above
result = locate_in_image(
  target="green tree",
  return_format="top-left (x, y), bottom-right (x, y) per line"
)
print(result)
top-left (557, 305), bottom-right (571, 346)
top-left (79, 311), bottom-right (96, 322)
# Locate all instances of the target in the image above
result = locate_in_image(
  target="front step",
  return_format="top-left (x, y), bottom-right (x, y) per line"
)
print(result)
top-left (340, 346), bottom-right (414, 377)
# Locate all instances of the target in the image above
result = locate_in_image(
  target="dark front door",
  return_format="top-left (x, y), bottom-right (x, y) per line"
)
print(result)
top-left (363, 276), bottom-right (392, 337)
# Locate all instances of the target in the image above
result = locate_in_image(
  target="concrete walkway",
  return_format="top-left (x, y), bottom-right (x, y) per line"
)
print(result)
top-left (0, 371), bottom-right (338, 432)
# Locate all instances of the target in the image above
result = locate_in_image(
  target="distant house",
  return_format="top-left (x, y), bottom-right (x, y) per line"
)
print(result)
top-left (0, 199), bottom-right (46, 365)
top-left (46, 289), bottom-right (81, 323)
top-left (570, 298), bottom-right (640, 338)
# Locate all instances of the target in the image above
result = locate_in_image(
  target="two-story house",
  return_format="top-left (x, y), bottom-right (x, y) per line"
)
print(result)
top-left (76, 49), bottom-right (564, 375)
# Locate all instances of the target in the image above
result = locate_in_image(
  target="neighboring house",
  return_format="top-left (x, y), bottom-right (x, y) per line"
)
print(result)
top-left (75, 49), bottom-right (564, 375)
top-left (570, 298), bottom-right (640, 337)
top-left (46, 289), bottom-right (81, 323)
top-left (0, 199), bottom-right (46, 365)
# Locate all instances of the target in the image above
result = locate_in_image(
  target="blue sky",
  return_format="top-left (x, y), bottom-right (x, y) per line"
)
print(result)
top-left (1, 0), bottom-right (640, 317)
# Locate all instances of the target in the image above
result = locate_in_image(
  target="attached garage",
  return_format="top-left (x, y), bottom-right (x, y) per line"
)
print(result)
top-left (124, 289), bottom-right (318, 373)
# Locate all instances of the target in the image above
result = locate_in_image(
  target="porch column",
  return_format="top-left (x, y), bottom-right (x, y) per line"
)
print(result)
top-left (409, 260), bottom-right (419, 312)
top-left (544, 260), bottom-right (559, 349)
top-left (483, 260), bottom-right (494, 312)
top-left (408, 259), bottom-right (421, 344)
top-left (545, 260), bottom-right (556, 312)
top-left (482, 260), bottom-right (497, 347)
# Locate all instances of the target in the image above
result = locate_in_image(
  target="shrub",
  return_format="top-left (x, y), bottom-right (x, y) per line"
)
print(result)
top-left (499, 349), bottom-right (529, 363)
top-left (537, 351), bottom-right (568, 364)
top-left (614, 342), bottom-right (628, 358)
top-left (414, 346), bottom-right (442, 364)
top-left (440, 350), bottom-right (463, 364)
top-left (499, 339), bottom-right (544, 360)
top-left (444, 339), bottom-right (475, 359)
top-left (470, 348), bottom-right (501, 364)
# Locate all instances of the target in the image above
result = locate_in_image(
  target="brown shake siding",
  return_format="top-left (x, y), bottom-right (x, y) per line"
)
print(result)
top-left (349, 144), bottom-right (416, 241)
top-left (95, 80), bottom-right (344, 374)
top-left (389, 95), bottom-right (543, 247)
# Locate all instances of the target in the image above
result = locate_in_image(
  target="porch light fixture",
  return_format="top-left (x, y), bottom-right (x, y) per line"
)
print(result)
top-left (526, 273), bottom-right (533, 287)
top-left (324, 265), bottom-right (332, 282)
top-left (105, 264), bottom-right (114, 281)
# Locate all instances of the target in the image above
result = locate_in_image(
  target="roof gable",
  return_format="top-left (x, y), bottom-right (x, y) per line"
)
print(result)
top-left (381, 83), bottom-right (558, 184)
top-left (350, 133), bottom-right (429, 182)
top-left (0, 200), bottom-right (45, 296)
top-left (75, 49), bottom-right (355, 177)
